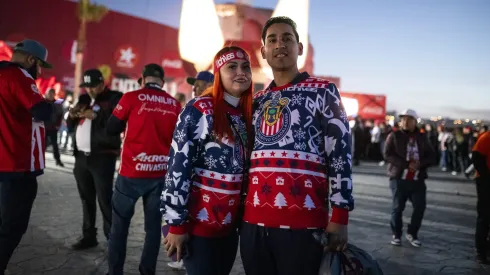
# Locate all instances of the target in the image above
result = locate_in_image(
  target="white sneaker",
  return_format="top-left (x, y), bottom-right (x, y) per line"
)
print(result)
top-left (391, 235), bottom-right (401, 246)
top-left (406, 234), bottom-right (422, 247)
top-left (168, 260), bottom-right (185, 270)
top-left (378, 161), bottom-right (385, 166)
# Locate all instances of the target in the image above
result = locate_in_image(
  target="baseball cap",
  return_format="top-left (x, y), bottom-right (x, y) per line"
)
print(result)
top-left (138, 63), bottom-right (165, 85)
top-left (79, 69), bottom-right (104, 88)
top-left (14, 39), bottom-right (52, 68)
top-left (398, 109), bottom-right (418, 120)
top-left (186, 71), bottom-right (214, 85)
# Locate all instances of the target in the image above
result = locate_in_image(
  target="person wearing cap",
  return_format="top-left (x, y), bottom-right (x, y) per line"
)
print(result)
top-left (105, 64), bottom-right (181, 275)
top-left (384, 109), bottom-right (436, 248)
top-left (187, 71), bottom-right (214, 97)
top-left (66, 69), bottom-right (123, 250)
top-left (0, 39), bottom-right (53, 274)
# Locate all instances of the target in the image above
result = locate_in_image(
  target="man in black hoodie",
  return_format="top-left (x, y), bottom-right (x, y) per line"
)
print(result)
top-left (384, 109), bottom-right (436, 248)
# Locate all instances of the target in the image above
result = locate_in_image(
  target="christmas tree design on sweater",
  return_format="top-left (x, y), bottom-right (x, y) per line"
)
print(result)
top-left (160, 97), bottom-right (248, 237)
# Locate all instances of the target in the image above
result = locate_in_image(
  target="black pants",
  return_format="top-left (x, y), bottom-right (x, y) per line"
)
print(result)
top-left (390, 179), bottom-right (427, 238)
top-left (45, 130), bottom-right (61, 162)
top-left (74, 153), bottom-right (116, 240)
top-left (240, 222), bottom-right (323, 275)
top-left (183, 232), bottom-right (239, 275)
top-left (475, 176), bottom-right (490, 255)
top-left (0, 176), bottom-right (38, 274)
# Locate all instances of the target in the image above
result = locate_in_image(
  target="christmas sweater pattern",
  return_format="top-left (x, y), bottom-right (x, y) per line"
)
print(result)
top-left (244, 72), bottom-right (354, 229)
top-left (161, 97), bottom-right (248, 238)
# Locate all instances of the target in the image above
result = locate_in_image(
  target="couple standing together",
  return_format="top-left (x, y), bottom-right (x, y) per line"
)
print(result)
top-left (160, 16), bottom-right (354, 275)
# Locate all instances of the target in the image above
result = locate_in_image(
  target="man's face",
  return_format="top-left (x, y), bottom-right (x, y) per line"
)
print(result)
top-left (26, 55), bottom-right (42, 79)
top-left (45, 91), bottom-right (55, 101)
top-left (261, 23), bottom-right (303, 72)
top-left (86, 83), bottom-right (104, 98)
top-left (400, 116), bottom-right (417, 131)
top-left (193, 80), bottom-right (212, 97)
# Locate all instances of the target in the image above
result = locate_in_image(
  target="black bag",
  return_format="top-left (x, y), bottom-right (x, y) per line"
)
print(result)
top-left (313, 232), bottom-right (384, 275)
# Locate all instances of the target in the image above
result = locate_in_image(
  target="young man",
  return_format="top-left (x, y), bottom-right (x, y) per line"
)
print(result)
top-left (106, 64), bottom-right (181, 275)
top-left (0, 39), bottom-right (53, 274)
top-left (186, 71), bottom-right (214, 97)
top-left (384, 109), bottom-right (436, 247)
top-left (240, 17), bottom-right (354, 275)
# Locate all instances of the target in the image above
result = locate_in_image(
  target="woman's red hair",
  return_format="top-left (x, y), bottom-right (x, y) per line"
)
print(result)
top-left (201, 46), bottom-right (254, 150)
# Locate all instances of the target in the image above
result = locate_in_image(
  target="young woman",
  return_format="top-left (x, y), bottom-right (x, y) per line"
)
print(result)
top-left (160, 46), bottom-right (253, 275)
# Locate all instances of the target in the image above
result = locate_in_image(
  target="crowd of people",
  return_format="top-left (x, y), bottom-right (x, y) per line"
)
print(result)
top-left (352, 117), bottom-right (488, 179)
top-left (0, 15), bottom-right (489, 275)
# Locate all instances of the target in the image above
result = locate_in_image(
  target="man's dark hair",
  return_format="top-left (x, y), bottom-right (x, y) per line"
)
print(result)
top-left (261, 16), bottom-right (299, 43)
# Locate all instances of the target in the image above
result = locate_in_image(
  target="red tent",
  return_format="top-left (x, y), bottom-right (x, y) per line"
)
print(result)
top-left (341, 92), bottom-right (387, 120)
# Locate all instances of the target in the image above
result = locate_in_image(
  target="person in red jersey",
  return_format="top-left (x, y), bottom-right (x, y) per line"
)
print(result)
top-left (0, 39), bottom-right (53, 275)
top-left (105, 64), bottom-right (181, 275)
top-left (161, 46), bottom-right (253, 275)
top-left (239, 17), bottom-right (354, 275)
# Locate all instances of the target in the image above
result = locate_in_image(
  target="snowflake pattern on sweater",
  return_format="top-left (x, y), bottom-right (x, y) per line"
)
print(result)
top-left (160, 97), bottom-right (248, 237)
top-left (244, 72), bottom-right (354, 229)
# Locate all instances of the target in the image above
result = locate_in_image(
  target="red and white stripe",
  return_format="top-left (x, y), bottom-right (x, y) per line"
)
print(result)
top-left (261, 116), bottom-right (283, 136)
top-left (31, 121), bottom-right (45, 171)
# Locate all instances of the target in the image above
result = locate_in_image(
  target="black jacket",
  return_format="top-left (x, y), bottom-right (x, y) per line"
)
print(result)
top-left (66, 88), bottom-right (123, 156)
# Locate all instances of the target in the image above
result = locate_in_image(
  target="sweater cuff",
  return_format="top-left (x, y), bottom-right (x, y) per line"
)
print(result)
top-left (330, 208), bottom-right (349, 225)
top-left (169, 224), bottom-right (189, 235)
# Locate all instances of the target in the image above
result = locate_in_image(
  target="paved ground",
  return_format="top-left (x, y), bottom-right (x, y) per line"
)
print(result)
top-left (5, 154), bottom-right (490, 275)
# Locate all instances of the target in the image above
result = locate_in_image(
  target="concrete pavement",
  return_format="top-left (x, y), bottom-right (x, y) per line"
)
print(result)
top-left (5, 154), bottom-right (489, 275)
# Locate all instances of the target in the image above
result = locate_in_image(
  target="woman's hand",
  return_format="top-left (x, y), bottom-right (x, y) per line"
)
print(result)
top-left (163, 233), bottom-right (189, 261)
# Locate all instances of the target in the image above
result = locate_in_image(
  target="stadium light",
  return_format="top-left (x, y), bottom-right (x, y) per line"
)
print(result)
top-left (179, 0), bottom-right (225, 71)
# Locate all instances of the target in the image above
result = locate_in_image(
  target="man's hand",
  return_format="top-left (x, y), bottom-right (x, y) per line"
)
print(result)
top-left (68, 107), bottom-right (80, 118)
top-left (79, 109), bottom-right (97, 120)
top-left (163, 233), bottom-right (189, 261)
top-left (409, 161), bottom-right (420, 170)
top-left (325, 222), bottom-right (348, 252)
top-left (68, 105), bottom-right (86, 119)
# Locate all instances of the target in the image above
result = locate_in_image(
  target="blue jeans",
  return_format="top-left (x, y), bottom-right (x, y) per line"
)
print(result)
top-left (440, 150), bottom-right (447, 168)
top-left (107, 175), bottom-right (164, 275)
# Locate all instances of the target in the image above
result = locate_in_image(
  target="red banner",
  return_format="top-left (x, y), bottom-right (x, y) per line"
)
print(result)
top-left (0, 40), bottom-right (12, 62)
top-left (341, 92), bottom-right (386, 120)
